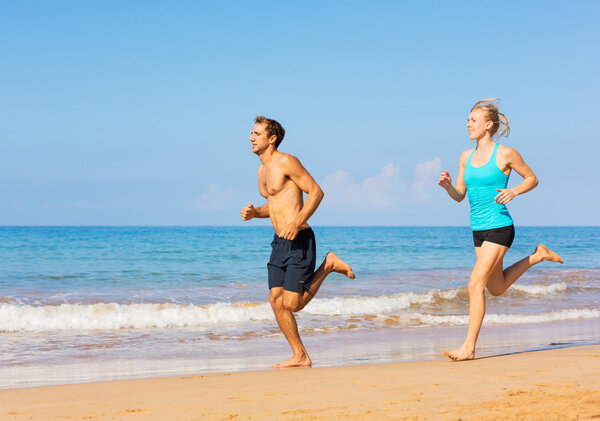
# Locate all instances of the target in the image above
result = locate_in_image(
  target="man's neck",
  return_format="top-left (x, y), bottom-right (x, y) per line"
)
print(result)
top-left (258, 147), bottom-right (278, 165)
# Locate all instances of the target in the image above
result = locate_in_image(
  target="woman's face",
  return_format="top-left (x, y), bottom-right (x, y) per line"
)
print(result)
top-left (467, 109), bottom-right (493, 140)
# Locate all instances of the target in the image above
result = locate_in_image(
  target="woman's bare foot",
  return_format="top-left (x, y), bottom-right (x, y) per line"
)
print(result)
top-left (325, 252), bottom-right (355, 279)
top-left (272, 354), bottom-right (312, 369)
top-left (534, 244), bottom-right (563, 264)
top-left (443, 344), bottom-right (475, 361)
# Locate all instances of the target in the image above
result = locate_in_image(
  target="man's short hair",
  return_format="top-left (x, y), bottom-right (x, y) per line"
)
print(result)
top-left (255, 116), bottom-right (285, 148)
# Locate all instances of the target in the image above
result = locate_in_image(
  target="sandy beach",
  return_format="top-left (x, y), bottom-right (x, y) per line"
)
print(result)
top-left (2, 345), bottom-right (599, 420)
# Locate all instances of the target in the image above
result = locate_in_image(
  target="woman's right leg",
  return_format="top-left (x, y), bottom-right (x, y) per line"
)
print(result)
top-left (486, 244), bottom-right (563, 297)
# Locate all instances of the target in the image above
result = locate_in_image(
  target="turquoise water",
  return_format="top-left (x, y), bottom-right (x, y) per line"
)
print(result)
top-left (1, 226), bottom-right (599, 388)
top-left (3, 226), bottom-right (597, 298)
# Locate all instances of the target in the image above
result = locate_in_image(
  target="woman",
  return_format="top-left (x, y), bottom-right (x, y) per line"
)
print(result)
top-left (438, 98), bottom-right (563, 361)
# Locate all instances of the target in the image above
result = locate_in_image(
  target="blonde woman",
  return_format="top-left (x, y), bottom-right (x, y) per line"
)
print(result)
top-left (438, 99), bottom-right (563, 361)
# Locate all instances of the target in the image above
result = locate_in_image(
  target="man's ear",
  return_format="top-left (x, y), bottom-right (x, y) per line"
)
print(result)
top-left (268, 135), bottom-right (278, 145)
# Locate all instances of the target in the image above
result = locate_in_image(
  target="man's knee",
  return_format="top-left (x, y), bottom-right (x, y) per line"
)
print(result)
top-left (283, 293), bottom-right (303, 312)
top-left (283, 301), bottom-right (302, 312)
top-left (269, 289), bottom-right (283, 309)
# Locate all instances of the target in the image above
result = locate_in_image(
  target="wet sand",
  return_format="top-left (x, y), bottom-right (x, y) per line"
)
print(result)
top-left (1, 345), bottom-right (599, 420)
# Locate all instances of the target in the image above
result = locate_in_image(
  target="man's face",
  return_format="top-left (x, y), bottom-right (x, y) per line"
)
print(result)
top-left (250, 123), bottom-right (273, 154)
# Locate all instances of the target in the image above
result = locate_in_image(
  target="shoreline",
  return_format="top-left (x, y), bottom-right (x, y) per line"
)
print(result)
top-left (3, 318), bottom-right (599, 390)
top-left (2, 344), bottom-right (599, 420)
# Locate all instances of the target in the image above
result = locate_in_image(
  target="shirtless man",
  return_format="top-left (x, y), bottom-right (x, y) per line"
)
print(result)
top-left (241, 115), bottom-right (355, 369)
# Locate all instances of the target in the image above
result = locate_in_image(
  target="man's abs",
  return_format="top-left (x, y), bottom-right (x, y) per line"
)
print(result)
top-left (267, 197), bottom-right (309, 236)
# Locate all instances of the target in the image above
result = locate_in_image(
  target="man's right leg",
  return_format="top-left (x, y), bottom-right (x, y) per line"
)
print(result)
top-left (268, 286), bottom-right (311, 369)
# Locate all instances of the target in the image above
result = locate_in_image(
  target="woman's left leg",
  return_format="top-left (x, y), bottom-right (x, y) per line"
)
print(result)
top-left (444, 241), bottom-right (508, 361)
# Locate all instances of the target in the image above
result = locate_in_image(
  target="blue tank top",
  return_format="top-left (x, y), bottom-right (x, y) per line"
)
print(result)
top-left (464, 143), bottom-right (513, 231)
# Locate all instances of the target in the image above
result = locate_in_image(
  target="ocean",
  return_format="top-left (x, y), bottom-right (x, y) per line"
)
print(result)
top-left (1, 226), bottom-right (599, 388)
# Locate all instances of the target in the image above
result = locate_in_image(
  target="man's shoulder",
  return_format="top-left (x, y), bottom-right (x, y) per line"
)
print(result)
top-left (274, 151), bottom-right (302, 167)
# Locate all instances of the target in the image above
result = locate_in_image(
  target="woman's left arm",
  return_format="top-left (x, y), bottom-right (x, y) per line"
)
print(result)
top-left (495, 146), bottom-right (539, 204)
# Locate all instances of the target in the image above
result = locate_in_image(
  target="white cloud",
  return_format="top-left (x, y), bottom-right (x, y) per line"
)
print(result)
top-left (320, 169), bottom-right (352, 204)
top-left (189, 183), bottom-right (234, 210)
top-left (321, 158), bottom-right (442, 209)
top-left (411, 157), bottom-right (442, 201)
top-left (321, 163), bottom-right (405, 209)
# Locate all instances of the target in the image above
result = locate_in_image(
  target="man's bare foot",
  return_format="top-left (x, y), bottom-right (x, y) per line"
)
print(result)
top-left (325, 252), bottom-right (355, 279)
top-left (534, 244), bottom-right (563, 264)
top-left (272, 355), bottom-right (312, 369)
top-left (443, 344), bottom-right (475, 361)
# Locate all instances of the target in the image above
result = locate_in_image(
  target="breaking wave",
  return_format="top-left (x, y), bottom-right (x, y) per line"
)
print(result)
top-left (0, 282), bottom-right (579, 332)
top-left (510, 282), bottom-right (568, 296)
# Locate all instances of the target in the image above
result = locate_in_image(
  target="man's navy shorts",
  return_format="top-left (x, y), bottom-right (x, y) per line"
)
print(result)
top-left (267, 228), bottom-right (316, 293)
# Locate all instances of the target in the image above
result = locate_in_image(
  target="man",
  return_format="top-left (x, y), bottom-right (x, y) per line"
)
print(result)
top-left (241, 115), bottom-right (355, 369)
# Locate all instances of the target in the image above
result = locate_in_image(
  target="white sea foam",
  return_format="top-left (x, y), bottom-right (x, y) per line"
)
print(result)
top-left (0, 302), bottom-right (274, 332)
top-left (1, 289), bottom-right (464, 332)
top-left (0, 283), bottom-right (591, 332)
top-left (511, 282), bottom-right (568, 296)
top-left (408, 308), bottom-right (600, 326)
top-left (303, 288), bottom-right (461, 315)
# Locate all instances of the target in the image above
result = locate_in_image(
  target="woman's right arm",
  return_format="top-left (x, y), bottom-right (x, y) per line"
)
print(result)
top-left (438, 150), bottom-right (469, 202)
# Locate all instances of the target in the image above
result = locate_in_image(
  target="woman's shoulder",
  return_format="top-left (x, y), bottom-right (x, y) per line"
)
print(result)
top-left (459, 148), bottom-right (475, 163)
top-left (497, 144), bottom-right (520, 159)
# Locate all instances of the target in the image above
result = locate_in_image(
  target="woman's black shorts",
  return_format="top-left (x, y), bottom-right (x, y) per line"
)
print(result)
top-left (472, 225), bottom-right (515, 248)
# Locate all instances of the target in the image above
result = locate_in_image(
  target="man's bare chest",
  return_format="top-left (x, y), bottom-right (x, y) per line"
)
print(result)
top-left (261, 168), bottom-right (291, 197)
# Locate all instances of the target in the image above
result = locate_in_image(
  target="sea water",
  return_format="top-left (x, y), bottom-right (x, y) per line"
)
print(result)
top-left (1, 226), bottom-right (599, 388)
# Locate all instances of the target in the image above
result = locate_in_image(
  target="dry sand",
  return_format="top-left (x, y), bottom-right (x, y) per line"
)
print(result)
top-left (2, 345), bottom-right (599, 420)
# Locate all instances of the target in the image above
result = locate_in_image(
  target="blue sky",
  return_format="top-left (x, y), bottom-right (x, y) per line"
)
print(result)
top-left (2, 1), bottom-right (599, 226)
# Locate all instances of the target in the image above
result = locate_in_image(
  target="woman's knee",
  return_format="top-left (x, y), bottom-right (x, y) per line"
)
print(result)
top-left (486, 285), bottom-right (504, 296)
top-left (468, 276), bottom-right (486, 295)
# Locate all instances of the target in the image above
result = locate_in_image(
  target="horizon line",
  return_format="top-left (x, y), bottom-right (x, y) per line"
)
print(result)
top-left (1, 225), bottom-right (598, 228)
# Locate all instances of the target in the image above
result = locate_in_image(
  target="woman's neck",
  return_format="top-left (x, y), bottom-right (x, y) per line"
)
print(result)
top-left (475, 134), bottom-right (494, 150)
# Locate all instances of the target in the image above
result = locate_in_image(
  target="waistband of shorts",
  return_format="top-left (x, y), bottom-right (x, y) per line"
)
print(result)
top-left (273, 227), bottom-right (314, 241)
top-left (472, 224), bottom-right (514, 234)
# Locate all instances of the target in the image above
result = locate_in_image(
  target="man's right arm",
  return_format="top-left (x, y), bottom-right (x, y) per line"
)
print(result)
top-left (241, 203), bottom-right (269, 220)
top-left (253, 203), bottom-right (270, 218)
top-left (242, 166), bottom-right (270, 221)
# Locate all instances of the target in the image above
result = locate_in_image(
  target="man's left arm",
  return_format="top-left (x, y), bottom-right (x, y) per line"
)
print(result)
top-left (278, 156), bottom-right (324, 240)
